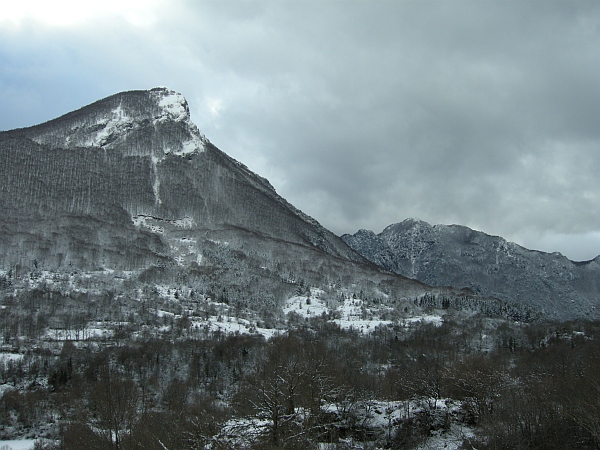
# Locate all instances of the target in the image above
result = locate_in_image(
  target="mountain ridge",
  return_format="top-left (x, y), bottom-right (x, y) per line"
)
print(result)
top-left (0, 88), bottom-right (363, 264)
top-left (4, 87), bottom-right (478, 319)
top-left (342, 218), bottom-right (600, 320)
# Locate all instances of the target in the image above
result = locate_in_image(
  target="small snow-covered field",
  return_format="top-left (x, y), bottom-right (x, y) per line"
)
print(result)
top-left (403, 314), bottom-right (443, 327)
top-left (190, 316), bottom-right (282, 339)
top-left (0, 353), bottom-right (24, 364)
top-left (282, 294), bottom-right (329, 318)
top-left (283, 290), bottom-right (443, 334)
top-left (0, 440), bottom-right (36, 450)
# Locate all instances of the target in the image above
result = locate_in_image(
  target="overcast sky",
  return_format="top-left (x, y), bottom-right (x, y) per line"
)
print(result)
top-left (1, 1), bottom-right (599, 261)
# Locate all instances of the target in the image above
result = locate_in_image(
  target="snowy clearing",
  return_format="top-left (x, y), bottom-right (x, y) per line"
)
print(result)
top-left (0, 440), bottom-right (36, 450)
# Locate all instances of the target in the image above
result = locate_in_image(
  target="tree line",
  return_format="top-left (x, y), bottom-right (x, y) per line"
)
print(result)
top-left (2, 314), bottom-right (600, 449)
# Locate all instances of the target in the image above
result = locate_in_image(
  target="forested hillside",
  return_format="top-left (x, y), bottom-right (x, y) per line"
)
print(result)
top-left (2, 307), bottom-right (600, 449)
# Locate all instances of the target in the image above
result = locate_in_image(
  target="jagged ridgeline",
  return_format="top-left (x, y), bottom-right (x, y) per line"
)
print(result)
top-left (343, 219), bottom-right (600, 320)
top-left (0, 87), bottom-right (463, 312)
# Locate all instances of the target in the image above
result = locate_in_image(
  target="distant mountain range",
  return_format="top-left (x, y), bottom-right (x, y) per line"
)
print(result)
top-left (342, 219), bottom-right (600, 320)
top-left (0, 88), bottom-right (595, 321)
top-left (0, 88), bottom-right (456, 316)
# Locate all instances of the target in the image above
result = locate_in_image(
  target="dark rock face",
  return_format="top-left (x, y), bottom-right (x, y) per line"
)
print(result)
top-left (342, 219), bottom-right (600, 320)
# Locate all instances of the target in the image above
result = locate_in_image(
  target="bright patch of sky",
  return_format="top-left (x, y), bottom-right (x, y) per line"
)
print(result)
top-left (0, 0), bottom-right (160, 27)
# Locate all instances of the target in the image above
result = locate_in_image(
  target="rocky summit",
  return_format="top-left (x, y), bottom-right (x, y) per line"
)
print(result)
top-left (342, 218), bottom-right (600, 320)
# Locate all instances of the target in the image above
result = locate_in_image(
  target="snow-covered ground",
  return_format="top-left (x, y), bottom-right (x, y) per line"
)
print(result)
top-left (10, 272), bottom-right (446, 344)
top-left (283, 295), bottom-right (329, 318)
top-left (332, 317), bottom-right (394, 333)
top-left (403, 314), bottom-right (443, 327)
top-left (284, 292), bottom-right (442, 334)
top-left (0, 353), bottom-right (24, 363)
top-left (191, 316), bottom-right (282, 340)
top-left (333, 297), bottom-right (394, 332)
top-left (43, 325), bottom-right (114, 341)
top-left (0, 440), bottom-right (36, 450)
top-left (216, 417), bottom-right (271, 448)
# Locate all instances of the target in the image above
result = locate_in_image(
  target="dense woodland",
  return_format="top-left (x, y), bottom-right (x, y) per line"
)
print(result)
top-left (2, 284), bottom-right (600, 449)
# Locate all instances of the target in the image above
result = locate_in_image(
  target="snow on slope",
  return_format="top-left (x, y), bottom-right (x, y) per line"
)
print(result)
top-left (29, 87), bottom-right (207, 157)
top-left (156, 90), bottom-right (190, 122)
top-left (0, 440), bottom-right (36, 450)
top-left (86, 104), bottom-right (129, 147)
top-left (283, 288), bottom-right (442, 334)
top-left (283, 290), bottom-right (329, 318)
top-left (152, 88), bottom-right (206, 156)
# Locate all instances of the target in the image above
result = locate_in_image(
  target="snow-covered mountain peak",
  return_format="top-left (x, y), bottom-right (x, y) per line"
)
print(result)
top-left (381, 218), bottom-right (432, 236)
top-left (152, 88), bottom-right (191, 123)
top-left (404, 218), bottom-right (430, 227)
top-left (403, 217), bottom-right (429, 225)
top-left (24, 87), bottom-right (207, 157)
top-left (354, 229), bottom-right (377, 237)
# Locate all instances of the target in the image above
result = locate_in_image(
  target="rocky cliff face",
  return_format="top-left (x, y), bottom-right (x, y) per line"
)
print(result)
top-left (342, 219), bottom-right (600, 320)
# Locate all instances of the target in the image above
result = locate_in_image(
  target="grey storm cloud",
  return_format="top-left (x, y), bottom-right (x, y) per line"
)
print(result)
top-left (1, 0), bottom-right (599, 260)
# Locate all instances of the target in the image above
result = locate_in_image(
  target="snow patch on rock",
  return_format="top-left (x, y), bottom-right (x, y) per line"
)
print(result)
top-left (132, 215), bottom-right (196, 233)
top-left (156, 90), bottom-right (189, 122)
top-left (152, 88), bottom-right (207, 156)
top-left (86, 104), bottom-right (133, 148)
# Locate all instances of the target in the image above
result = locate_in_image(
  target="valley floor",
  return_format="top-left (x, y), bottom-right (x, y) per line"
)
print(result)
top-left (1, 272), bottom-right (600, 449)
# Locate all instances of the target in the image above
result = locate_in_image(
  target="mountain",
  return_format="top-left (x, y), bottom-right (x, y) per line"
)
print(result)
top-left (3, 88), bottom-right (594, 449)
top-left (342, 219), bottom-right (600, 320)
top-left (0, 88), bottom-right (360, 267)
top-left (0, 88), bottom-right (459, 315)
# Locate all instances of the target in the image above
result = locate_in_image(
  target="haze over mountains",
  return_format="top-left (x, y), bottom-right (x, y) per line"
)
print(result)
top-left (0, 87), bottom-right (596, 321)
